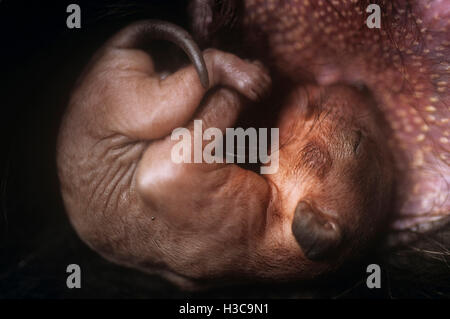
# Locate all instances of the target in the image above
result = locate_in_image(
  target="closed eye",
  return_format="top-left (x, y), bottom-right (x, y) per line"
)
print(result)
top-left (353, 130), bottom-right (363, 154)
top-left (296, 141), bottom-right (333, 179)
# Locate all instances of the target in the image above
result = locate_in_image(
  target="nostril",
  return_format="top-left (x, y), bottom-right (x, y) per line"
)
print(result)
top-left (291, 200), bottom-right (342, 260)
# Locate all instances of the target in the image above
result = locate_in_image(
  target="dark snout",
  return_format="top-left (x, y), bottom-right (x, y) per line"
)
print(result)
top-left (291, 201), bottom-right (342, 261)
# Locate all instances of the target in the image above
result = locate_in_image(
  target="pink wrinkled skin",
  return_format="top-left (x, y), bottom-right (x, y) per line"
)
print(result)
top-left (57, 20), bottom-right (394, 289)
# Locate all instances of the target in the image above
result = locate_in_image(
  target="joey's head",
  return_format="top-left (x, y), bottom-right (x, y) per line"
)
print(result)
top-left (259, 84), bottom-right (394, 277)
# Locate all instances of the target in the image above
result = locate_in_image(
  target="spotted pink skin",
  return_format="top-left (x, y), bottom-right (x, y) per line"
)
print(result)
top-left (242, 0), bottom-right (449, 242)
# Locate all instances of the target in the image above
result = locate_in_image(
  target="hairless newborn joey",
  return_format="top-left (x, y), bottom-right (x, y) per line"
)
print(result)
top-left (57, 20), bottom-right (394, 289)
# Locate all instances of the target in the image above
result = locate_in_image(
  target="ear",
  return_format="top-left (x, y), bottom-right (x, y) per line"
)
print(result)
top-left (291, 201), bottom-right (342, 261)
top-left (188, 0), bottom-right (242, 47)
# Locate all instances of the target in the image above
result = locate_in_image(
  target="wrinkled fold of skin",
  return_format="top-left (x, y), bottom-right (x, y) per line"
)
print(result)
top-left (57, 20), bottom-right (273, 289)
top-left (57, 19), bottom-right (395, 289)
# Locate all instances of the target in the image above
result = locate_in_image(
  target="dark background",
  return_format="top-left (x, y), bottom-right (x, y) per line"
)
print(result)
top-left (0, 0), bottom-right (448, 299)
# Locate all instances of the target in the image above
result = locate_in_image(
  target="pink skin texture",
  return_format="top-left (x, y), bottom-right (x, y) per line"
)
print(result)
top-left (57, 21), bottom-right (394, 289)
